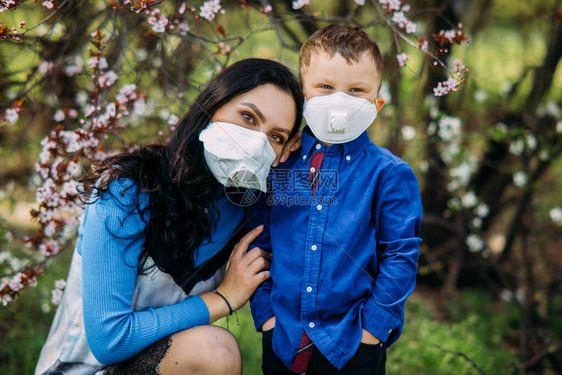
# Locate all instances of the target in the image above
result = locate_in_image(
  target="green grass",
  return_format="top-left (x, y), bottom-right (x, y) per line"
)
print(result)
top-left (214, 290), bottom-right (518, 375)
top-left (2, 256), bottom-right (519, 375)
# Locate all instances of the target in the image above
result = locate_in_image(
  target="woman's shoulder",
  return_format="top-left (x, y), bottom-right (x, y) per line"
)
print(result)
top-left (92, 177), bottom-right (150, 224)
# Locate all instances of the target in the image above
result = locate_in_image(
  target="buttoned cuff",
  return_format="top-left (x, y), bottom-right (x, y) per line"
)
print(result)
top-left (250, 289), bottom-right (274, 332)
top-left (361, 298), bottom-right (401, 344)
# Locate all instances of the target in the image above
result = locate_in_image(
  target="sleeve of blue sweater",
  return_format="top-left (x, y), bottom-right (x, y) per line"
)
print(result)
top-left (81, 178), bottom-right (210, 365)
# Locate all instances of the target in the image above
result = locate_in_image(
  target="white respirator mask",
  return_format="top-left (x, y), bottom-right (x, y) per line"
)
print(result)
top-left (199, 121), bottom-right (276, 192)
top-left (303, 92), bottom-right (378, 144)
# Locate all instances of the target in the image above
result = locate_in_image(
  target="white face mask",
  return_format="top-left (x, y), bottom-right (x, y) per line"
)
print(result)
top-left (199, 121), bottom-right (276, 192)
top-left (303, 92), bottom-right (377, 144)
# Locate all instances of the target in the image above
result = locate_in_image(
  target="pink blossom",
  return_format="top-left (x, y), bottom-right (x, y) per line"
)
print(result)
top-left (152, 16), bottom-right (169, 33)
top-left (168, 114), bottom-right (179, 125)
top-left (405, 21), bottom-right (417, 34)
top-left (433, 78), bottom-right (461, 96)
top-left (396, 52), bottom-right (410, 67)
top-left (66, 161), bottom-right (80, 177)
top-left (379, 0), bottom-right (401, 11)
top-left (38, 240), bottom-right (62, 256)
top-left (60, 180), bottom-right (80, 198)
top-left (391, 11), bottom-right (408, 27)
top-left (98, 70), bottom-right (118, 87)
top-left (262, 5), bottom-right (273, 13)
top-left (42, 1), bottom-right (54, 10)
top-left (39, 61), bottom-right (54, 73)
top-left (200, 0), bottom-right (222, 20)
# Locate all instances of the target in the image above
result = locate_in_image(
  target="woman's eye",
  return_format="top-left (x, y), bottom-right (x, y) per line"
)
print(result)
top-left (270, 134), bottom-right (285, 144)
top-left (242, 112), bottom-right (255, 124)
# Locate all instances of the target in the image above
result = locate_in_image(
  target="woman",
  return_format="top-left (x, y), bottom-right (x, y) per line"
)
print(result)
top-left (35, 58), bottom-right (304, 375)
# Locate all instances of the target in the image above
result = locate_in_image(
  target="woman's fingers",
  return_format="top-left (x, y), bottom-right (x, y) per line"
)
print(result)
top-left (233, 225), bottom-right (264, 259)
top-left (274, 128), bottom-right (303, 166)
top-left (244, 246), bottom-right (269, 265)
top-left (247, 252), bottom-right (270, 274)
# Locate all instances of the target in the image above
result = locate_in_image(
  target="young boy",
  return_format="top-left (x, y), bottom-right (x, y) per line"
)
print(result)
top-left (250, 24), bottom-right (423, 374)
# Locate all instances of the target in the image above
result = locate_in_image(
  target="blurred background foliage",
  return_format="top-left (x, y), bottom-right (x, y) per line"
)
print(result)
top-left (0, 0), bottom-right (561, 374)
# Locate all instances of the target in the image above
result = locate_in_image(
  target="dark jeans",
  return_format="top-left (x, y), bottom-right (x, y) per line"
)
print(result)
top-left (262, 328), bottom-right (386, 375)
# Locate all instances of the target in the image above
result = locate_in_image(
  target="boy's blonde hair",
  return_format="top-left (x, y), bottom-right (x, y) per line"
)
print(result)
top-left (299, 24), bottom-right (384, 86)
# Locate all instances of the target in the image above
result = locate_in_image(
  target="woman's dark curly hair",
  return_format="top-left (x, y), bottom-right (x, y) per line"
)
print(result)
top-left (81, 58), bottom-right (303, 289)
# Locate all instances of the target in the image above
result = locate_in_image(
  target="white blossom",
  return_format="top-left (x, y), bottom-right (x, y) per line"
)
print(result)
top-left (292, 0), bottom-right (309, 10)
top-left (508, 139), bottom-right (524, 155)
top-left (495, 122), bottom-right (508, 134)
top-left (474, 89), bottom-right (488, 103)
top-left (515, 289), bottom-right (526, 304)
top-left (466, 234), bottom-right (484, 253)
top-left (438, 116), bottom-right (461, 142)
top-left (513, 171), bottom-right (527, 187)
top-left (354, 0), bottom-right (365, 5)
top-left (5, 108), bottom-right (19, 124)
top-left (64, 64), bottom-right (82, 76)
top-left (475, 203), bottom-right (489, 218)
top-left (401, 125), bottom-right (416, 141)
top-left (44, 221), bottom-right (56, 237)
top-left (449, 162), bottom-right (472, 188)
top-left (98, 57), bottom-right (108, 70)
top-left (500, 289), bottom-right (513, 302)
top-left (53, 109), bottom-right (65, 122)
top-left (461, 191), bottom-right (478, 208)
top-left (133, 98), bottom-right (146, 115)
top-left (471, 217), bottom-right (482, 229)
top-left (549, 207), bottom-right (562, 225)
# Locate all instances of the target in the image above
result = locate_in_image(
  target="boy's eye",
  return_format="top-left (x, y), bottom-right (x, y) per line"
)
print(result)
top-left (319, 84), bottom-right (333, 90)
top-left (242, 112), bottom-right (256, 124)
top-left (350, 88), bottom-right (364, 93)
top-left (270, 133), bottom-right (285, 145)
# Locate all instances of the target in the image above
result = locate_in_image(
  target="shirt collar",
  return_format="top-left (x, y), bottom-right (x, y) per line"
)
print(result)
top-left (300, 126), bottom-right (370, 165)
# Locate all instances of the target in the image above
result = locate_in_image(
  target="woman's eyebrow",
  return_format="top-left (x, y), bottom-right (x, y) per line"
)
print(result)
top-left (272, 127), bottom-right (291, 137)
top-left (241, 102), bottom-right (265, 122)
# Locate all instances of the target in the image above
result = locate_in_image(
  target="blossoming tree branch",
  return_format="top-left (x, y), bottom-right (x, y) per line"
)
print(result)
top-left (0, 0), bottom-right (560, 338)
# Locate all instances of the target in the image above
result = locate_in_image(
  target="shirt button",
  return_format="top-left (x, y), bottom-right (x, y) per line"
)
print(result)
top-left (303, 155), bottom-right (307, 160)
top-left (316, 204), bottom-right (322, 211)
top-left (315, 144), bottom-right (322, 150)
top-left (310, 167), bottom-right (316, 173)
top-left (306, 286), bottom-right (312, 292)
top-left (346, 155), bottom-right (351, 161)
top-left (311, 245), bottom-right (317, 251)
top-left (309, 322), bottom-right (315, 328)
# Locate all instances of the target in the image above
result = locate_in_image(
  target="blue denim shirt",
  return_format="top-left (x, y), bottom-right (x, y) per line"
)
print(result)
top-left (249, 127), bottom-right (423, 370)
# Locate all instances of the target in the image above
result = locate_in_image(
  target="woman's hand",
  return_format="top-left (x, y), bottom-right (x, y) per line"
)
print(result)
top-left (361, 329), bottom-right (381, 345)
top-left (261, 316), bottom-right (276, 331)
top-left (215, 225), bottom-right (271, 311)
top-left (273, 128), bottom-right (302, 167)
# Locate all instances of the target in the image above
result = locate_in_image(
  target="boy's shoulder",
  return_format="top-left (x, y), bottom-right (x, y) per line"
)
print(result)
top-left (360, 138), bottom-right (413, 172)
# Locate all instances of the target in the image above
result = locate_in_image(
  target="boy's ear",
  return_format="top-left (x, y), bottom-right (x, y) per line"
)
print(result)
top-left (375, 98), bottom-right (385, 112)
